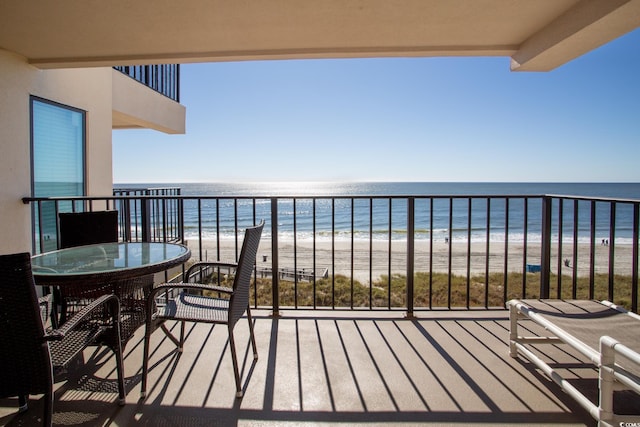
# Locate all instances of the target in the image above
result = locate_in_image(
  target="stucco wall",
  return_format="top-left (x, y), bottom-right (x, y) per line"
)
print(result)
top-left (0, 49), bottom-right (114, 255)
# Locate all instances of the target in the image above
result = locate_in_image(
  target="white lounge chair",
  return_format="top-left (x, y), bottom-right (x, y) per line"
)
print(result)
top-left (508, 299), bottom-right (640, 427)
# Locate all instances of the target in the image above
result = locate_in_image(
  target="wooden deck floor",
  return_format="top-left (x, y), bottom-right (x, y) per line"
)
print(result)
top-left (1, 309), bottom-right (611, 426)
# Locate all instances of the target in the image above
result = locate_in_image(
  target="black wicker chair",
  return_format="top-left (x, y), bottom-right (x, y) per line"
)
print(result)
top-left (141, 221), bottom-right (264, 399)
top-left (56, 210), bottom-right (120, 324)
top-left (59, 210), bottom-right (119, 249)
top-left (58, 210), bottom-right (153, 344)
top-left (0, 252), bottom-right (126, 427)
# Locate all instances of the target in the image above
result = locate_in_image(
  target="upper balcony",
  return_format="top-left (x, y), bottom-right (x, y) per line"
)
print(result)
top-left (112, 65), bottom-right (185, 135)
top-left (113, 65), bottom-right (180, 102)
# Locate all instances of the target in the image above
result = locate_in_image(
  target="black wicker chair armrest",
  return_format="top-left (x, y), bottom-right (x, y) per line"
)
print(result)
top-left (46, 293), bottom-right (120, 341)
top-left (185, 261), bottom-right (238, 281)
top-left (148, 282), bottom-right (232, 302)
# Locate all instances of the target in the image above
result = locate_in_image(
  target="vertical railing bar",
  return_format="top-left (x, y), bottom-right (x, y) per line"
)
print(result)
top-left (271, 198), bottom-right (279, 317)
top-left (557, 199), bottom-right (564, 298)
top-left (171, 64), bottom-right (174, 99)
top-left (141, 193), bottom-right (151, 243)
top-left (293, 198), bottom-right (298, 309)
top-left (175, 191), bottom-right (179, 241)
top-left (159, 194), bottom-right (164, 240)
top-left (331, 198), bottom-right (335, 309)
top-left (178, 189), bottom-right (184, 243)
top-left (155, 66), bottom-right (161, 100)
top-left (369, 197), bottom-right (376, 309)
top-left (37, 201), bottom-right (44, 253)
top-left (485, 197), bottom-right (491, 308)
top-left (504, 198), bottom-right (510, 305)
top-left (406, 197), bottom-right (415, 317)
top-left (572, 200), bottom-right (579, 298)
top-left (177, 64), bottom-right (181, 102)
top-left (53, 201), bottom-right (60, 250)
top-left (153, 196), bottom-right (159, 241)
top-left (387, 197), bottom-right (392, 309)
top-left (313, 198), bottom-right (317, 310)
top-left (171, 192), bottom-right (176, 241)
top-left (540, 196), bottom-right (552, 299)
top-left (350, 198), bottom-right (355, 309)
top-left (447, 197), bottom-right (453, 309)
top-left (632, 203), bottom-right (639, 313)
top-left (162, 198), bottom-right (168, 242)
top-left (429, 198), bottom-right (434, 310)
top-left (253, 198), bottom-right (258, 308)
top-left (169, 191), bottom-right (173, 240)
top-left (177, 193), bottom-right (186, 280)
top-left (164, 191), bottom-right (171, 240)
top-left (149, 195), bottom-right (155, 241)
top-left (466, 198), bottom-right (472, 309)
top-left (125, 194), bottom-right (132, 241)
top-left (234, 199), bottom-right (239, 260)
top-left (133, 196), bottom-right (140, 241)
top-left (589, 200), bottom-right (596, 299)
top-left (197, 199), bottom-right (203, 261)
top-left (215, 198), bottom-right (221, 262)
top-left (608, 202), bottom-right (616, 301)
top-left (113, 196), bottom-right (120, 240)
top-left (153, 195), bottom-right (159, 241)
top-left (522, 198), bottom-right (528, 298)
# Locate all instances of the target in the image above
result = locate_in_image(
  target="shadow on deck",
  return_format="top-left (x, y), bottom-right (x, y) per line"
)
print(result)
top-left (0, 310), bottom-right (602, 426)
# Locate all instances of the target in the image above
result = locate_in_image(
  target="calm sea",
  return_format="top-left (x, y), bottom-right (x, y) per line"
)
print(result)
top-left (115, 182), bottom-right (640, 244)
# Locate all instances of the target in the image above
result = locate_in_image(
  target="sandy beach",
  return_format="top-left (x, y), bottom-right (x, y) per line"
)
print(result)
top-left (185, 238), bottom-right (633, 284)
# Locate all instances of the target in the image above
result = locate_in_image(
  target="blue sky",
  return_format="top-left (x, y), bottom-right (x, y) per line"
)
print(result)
top-left (113, 29), bottom-right (640, 184)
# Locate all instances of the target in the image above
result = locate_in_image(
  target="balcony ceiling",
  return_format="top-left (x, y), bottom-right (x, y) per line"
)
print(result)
top-left (1, 0), bottom-right (639, 71)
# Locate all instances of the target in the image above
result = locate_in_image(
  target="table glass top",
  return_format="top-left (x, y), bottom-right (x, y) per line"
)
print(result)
top-left (31, 242), bottom-right (190, 276)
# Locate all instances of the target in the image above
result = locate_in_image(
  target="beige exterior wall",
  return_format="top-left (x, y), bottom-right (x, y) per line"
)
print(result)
top-left (0, 49), bottom-right (114, 255)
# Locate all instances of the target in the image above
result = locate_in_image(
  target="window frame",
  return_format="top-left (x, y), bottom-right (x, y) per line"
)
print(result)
top-left (29, 96), bottom-right (87, 252)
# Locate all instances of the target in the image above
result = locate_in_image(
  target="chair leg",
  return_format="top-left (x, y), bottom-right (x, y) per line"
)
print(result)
top-left (141, 325), bottom-right (152, 398)
top-left (179, 320), bottom-right (186, 351)
top-left (43, 390), bottom-right (53, 427)
top-left (246, 306), bottom-right (258, 360)
top-left (114, 343), bottom-right (126, 405)
top-left (107, 299), bottom-right (127, 405)
top-left (18, 395), bottom-right (28, 412)
top-left (228, 328), bottom-right (243, 398)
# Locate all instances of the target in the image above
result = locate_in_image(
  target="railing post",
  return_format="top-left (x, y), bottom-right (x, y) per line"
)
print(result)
top-left (540, 196), bottom-right (552, 299)
top-left (121, 197), bottom-right (132, 242)
top-left (178, 196), bottom-right (185, 243)
top-left (632, 203), bottom-right (639, 313)
top-left (141, 196), bottom-right (152, 243)
top-left (406, 197), bottom-right (415, 318)
top-left (271, 198), bottom-right (280, 317)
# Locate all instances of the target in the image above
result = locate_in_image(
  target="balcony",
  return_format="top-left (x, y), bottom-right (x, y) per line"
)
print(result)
top-left (1, 309), bottom-right (604, 425)
top-left (113, 65), bottom-right (180, 102)
top-left (8, 189), bottom-right (639, 425)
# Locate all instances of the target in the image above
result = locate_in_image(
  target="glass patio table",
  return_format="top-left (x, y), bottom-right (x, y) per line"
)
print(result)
top-left (32, 242), bottom-right (191, 344)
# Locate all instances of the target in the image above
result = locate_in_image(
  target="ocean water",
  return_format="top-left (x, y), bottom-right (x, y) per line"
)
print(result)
top-left (116, 182), bottom-right (640, 245)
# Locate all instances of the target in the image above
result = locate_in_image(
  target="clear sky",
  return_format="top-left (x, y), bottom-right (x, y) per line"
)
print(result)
top-left (113, 29), bottom-right (640, 184)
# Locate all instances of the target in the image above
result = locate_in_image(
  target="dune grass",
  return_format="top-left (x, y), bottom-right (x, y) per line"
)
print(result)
top-left (204, 270), bottom-right (637, 312)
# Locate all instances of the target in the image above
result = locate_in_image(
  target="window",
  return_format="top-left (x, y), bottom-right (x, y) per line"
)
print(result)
top-left (30, 97), bottom-right (86, 252)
